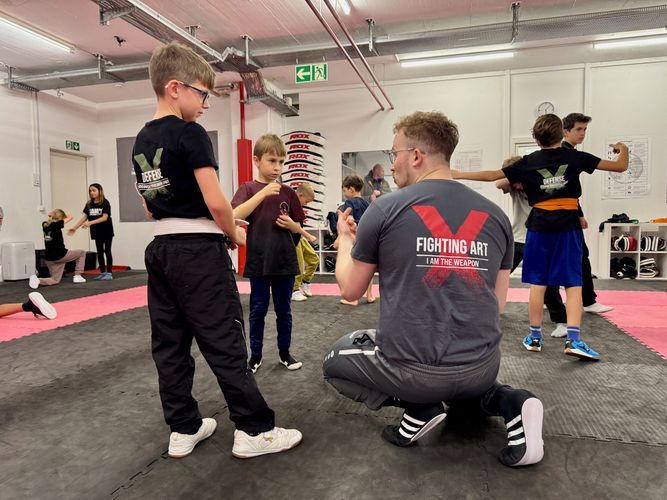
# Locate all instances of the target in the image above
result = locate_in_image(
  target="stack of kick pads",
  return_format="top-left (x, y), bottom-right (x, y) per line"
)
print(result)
top-left (610, 234), bottom-right (665, 278)
top-left (280, 131), bottom-right (327, 228)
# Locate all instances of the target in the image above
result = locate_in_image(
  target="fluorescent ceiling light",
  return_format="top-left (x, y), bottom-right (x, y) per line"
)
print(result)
top-left (401, 51), bottom-right (514, 68)
top-left (338, 0), bottom-right (351, 15)
top-left (0, 14), bottom-right (74, 53)
top-left (594, 35), bottom-right (667, 50)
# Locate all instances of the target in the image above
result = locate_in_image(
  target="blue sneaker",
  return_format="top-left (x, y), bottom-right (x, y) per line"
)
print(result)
top-left (564, 339), bottom-right (600, 361)
top-left (522, 335), bottom-right (542, 352)
top-left (99, 273), bottom-right (113, 281)
top-left (93, 273), bottom-right (105, 281)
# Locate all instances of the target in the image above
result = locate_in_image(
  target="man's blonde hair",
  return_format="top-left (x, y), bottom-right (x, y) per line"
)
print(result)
top-left (149, 41), bottom-right (216, 97)
top-left (253, 134), bottom-right (286, 158)
top-left (393, 111), bottom-right (459, 162)
top-left (296, 183), bottom-right (315, 200)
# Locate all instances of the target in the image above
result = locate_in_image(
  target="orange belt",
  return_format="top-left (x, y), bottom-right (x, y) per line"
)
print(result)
top-left (533, 198), bottom-right (578, 211)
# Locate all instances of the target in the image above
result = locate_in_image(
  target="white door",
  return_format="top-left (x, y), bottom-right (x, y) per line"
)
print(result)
top-left (50, 151), bottom-right (90, 252)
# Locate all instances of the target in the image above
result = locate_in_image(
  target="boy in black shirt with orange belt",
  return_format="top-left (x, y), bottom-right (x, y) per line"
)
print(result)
top-left (133, 42), bottom-right (301, 459)
top-left (454, 114), bottom-right (628, 360)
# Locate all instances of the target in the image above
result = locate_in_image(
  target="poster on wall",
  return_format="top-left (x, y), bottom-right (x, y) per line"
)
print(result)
top-left (451, 148), bottom-right (483, 190)
top-left (116, 132), bottom-right (218, 222)
top-left (602, 137), bottom-right (650, 199)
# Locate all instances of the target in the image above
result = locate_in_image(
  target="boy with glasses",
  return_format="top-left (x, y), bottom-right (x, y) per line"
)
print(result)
top-left (133, 42), bottom-right (301, 460)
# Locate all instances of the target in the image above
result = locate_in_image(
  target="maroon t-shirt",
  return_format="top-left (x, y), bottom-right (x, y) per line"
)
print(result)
top-left (231, 181), bottom-right (305, 277)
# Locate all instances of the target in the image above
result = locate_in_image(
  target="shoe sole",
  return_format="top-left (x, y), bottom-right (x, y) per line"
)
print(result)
top-left (564, 348), bottom-right (600, 361)
top-left (280, 361), bottom-right (303, 370)
top-left (523, 343), bottom-right (541, 352)
top-left (29, 276), bottom-right (40, 289)
top-left (512, 398), bottom-right (544, 467)
top-left (232, 435), bottom-right (303, 459)
top-left (28, 292), bottom-right (57, 319)
top-left (408, 412), bottom-right (447, 443)
top-left (168, 424), bottom-right (217, 458)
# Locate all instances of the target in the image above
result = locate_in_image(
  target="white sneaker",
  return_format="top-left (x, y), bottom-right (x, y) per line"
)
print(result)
top-left (168, 418), bottom-right (217, 458)
top-left (73, 275), bottom-right (86, 284)
top-left (301, 282), bottom-right (312, 297)
top-left (291, 290), bottom-right (307, 301)
top-left (28, 292), bottom-right (57, 319)
top-left (583, 302), bottom-right (614, 314)
top-left (550, 323), bottom-right (568, 338)
top-left (29, 275), bottom-right (40, 289)
top-left (232, 427), bottom-right (302, 459)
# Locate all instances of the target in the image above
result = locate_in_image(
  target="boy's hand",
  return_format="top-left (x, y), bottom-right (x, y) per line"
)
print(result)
top-left (275, 214), bottom-right (299, 232)
top-left (306, 233), bottom-right (317, 244)
top-left (580, 217), bottom-right (588, 230)
top-left (261, 182), bottom-right (281, 199)
top-left (229, 226), bottom-right (246, 248)
top-left (610, 142), bottom-right (628, 154)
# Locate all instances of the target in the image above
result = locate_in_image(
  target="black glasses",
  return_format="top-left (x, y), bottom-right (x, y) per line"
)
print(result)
top-left (384, 148), bottom-right (416, 164)
top-left (166, 81), bottom-right (211, 104)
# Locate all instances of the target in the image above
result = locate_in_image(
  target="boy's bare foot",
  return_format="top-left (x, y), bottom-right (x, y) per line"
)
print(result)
top-left (366, 296), bottom-right (377, 304)
top-left (340, 299), bottom-right (358, 306)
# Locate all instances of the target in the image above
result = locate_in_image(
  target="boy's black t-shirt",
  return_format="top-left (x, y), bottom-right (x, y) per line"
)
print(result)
top-left (84, 199), bottom-right (114, 240)
top-left (502, 148), bottom-right (599, 232)
top-left (132, 115), bottom-right (217, 220)
top-left (43, 219), bottom-right (67, 261)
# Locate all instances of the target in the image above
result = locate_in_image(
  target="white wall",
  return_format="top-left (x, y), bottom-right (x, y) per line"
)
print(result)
top-left (0, 87), bottom-right (98, 255)
top-left (285, 72), bottom-right (508, 215)
top-left (286, 59), bottom-right (667, 275)
top-left (3, 57), bottom-right (666, 274)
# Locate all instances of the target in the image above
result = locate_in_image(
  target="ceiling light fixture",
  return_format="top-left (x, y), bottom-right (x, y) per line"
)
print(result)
top-left (593, 35), bottom-right (667, 50)
top-left (400, 51), bottom-right (514, 68)
top-left (338, 0), bottom-right (351, 16)
top-left (0, 14), bottom-right (74, 53)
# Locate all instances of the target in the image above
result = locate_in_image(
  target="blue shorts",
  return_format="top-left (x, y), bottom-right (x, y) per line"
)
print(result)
top-left (522, 229), bottom-right (583, 287)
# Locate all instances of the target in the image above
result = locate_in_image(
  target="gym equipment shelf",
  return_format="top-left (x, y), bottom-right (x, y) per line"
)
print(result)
top-left (599, 222), bottom-right (667, 280)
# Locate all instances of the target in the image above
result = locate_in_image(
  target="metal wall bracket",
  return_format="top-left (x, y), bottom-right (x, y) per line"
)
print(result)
top-left (99, 5), bottom-right (134, 26)
top-left (366, 18), bottom-right (378, 55)
top-left (511, 2), bottom-right (521, 43)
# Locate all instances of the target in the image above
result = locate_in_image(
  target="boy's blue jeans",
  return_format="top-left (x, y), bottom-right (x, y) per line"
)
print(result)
top-left (249, 275), bottom-right (295, 358)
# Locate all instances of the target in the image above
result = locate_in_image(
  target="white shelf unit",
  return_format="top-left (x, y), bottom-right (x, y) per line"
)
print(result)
top-left (598, 222), bottom-right (667, 280)
top-left (305, 227), bottom-right (336, 275)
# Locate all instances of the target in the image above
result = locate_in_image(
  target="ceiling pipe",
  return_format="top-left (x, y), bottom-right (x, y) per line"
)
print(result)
top-left (321, 0), bottom-right (394, 110)
top-left (303, 0), bottom-right (385, 111)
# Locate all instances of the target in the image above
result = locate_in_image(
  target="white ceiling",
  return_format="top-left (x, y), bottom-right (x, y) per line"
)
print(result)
top-left (1, 0), bottom-right (666, 104)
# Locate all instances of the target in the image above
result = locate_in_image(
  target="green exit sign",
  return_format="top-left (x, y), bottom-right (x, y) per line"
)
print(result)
top-left (66, 140), bottom-right (80, 151)
top-left (295, 63), bottom-right (328, 83)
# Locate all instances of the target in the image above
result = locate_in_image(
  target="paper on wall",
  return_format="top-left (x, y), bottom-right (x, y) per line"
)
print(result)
top-left (603, 137), bottom-right (650, 199)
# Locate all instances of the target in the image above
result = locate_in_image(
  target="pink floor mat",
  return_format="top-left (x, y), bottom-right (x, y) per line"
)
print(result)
top-left (2, 285), bottom-right (665, 358)
top-left (0, 286), bottom-right (148, 343)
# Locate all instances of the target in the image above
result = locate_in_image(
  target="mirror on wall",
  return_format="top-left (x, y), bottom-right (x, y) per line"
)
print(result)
top-left (341, 150), bottom-right (397, 202)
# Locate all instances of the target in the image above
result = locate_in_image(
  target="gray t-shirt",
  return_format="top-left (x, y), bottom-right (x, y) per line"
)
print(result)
top-left (352, 179), bottom-right (513, 366)
top-left (510, 188), bottom-right (531, 244)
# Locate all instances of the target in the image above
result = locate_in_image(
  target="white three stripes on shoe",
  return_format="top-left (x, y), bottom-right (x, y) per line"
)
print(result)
top-left (506, 414), bottom-right (526, 446)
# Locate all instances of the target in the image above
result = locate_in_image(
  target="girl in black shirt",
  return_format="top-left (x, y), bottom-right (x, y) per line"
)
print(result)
top-left (69, 183), bottom-right (115, 280)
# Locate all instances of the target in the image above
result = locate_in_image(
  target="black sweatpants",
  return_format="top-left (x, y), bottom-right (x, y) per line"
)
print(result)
top-left (512, 241), bottom-right (597, 324)
top-left (145, 234), bottom-right (275, 435)
top-left (94, 237), bottom-right (113, 273)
